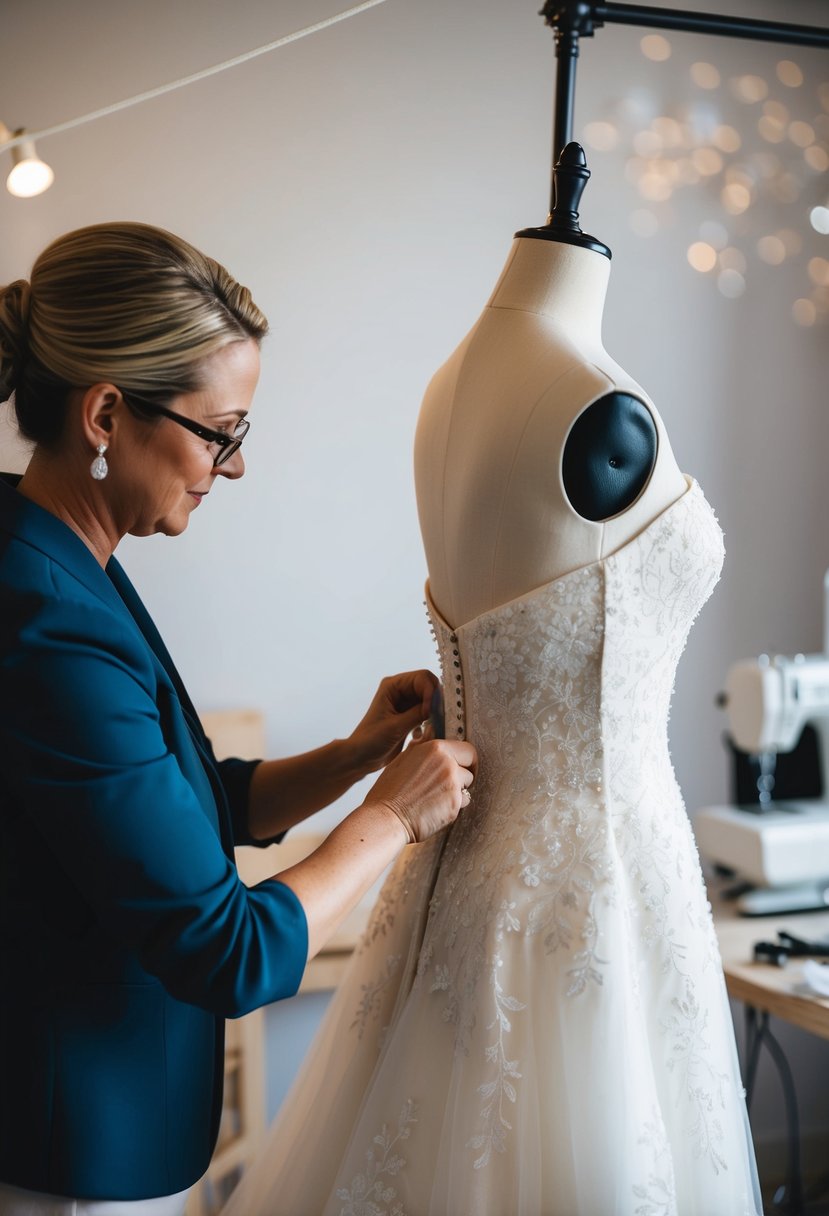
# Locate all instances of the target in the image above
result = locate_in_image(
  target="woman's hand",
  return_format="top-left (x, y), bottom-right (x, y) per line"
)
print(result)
top-left (275, 737), bottom-right (477, 959)
top-left (347, 670), bottom-right (439, 777)
top-left (363, 737), bottom-right (477, 844)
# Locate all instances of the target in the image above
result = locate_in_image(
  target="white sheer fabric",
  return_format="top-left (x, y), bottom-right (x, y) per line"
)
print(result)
top-left (224, 478), bottom-right (761, 1216)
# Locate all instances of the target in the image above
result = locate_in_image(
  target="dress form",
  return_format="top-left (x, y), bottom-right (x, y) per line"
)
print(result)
top-left (218, 147), bottom-right (763, 1216)
top-left (415, 144), bottom-right (687, 630)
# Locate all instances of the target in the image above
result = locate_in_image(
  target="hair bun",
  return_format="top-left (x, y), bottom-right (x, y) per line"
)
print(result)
top-left (0, 279), bottom-right (32, 398)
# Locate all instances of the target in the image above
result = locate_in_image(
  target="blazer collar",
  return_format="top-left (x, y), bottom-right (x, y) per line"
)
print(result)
top-left (0, 474), bottom-right (193, 709)
top-left (0, 472), bottom-right (139, 623)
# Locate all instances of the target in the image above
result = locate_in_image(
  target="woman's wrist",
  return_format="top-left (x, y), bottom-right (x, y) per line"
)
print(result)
top-left (247, 738), bottom-right (373, 840)
top-left (337, 732), bottom-right (377, 784)
top-left (350, 799), bottom-right (412, 848)
top-left (325, 729), bottom-right (371, 787)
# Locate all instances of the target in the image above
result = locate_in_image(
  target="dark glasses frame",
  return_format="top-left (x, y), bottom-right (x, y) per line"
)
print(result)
top-left (123, 399), bottom-right (250, 467)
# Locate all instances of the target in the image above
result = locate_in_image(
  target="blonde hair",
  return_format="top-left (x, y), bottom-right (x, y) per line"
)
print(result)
top-left (0, 222), bottom-right (268, 447)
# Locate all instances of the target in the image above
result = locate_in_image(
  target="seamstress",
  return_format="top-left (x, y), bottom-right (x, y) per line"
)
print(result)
top-left (0, 222), bottom-right (476, 1215)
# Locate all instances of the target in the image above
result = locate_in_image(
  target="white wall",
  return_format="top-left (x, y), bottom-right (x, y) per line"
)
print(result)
top-left (2, 0), bottom-right (828, 1177)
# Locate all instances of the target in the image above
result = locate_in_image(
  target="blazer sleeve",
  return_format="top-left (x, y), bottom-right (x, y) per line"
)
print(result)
top-left (201, 754), bottom-right (283, 850)
top-left (0, 591), bottom-right (308, 1018)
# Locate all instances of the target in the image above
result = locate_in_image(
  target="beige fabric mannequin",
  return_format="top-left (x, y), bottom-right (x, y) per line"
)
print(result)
top-left (414, 236), bottom-right (687, 629)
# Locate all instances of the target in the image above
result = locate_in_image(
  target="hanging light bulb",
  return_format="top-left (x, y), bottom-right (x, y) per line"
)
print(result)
top-left (0, 122), bottom-right (54, 198)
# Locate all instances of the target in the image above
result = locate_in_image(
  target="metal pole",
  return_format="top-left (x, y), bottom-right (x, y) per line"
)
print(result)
top-left (552, 30), bottom-right (580, 210)
top-left (541, 4), bottom-right (605, 204)
top-left (594, 2), bottom-right (829, 48)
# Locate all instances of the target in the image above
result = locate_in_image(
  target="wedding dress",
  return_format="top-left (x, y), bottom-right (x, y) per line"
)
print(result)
top-left (224, 477), bottom-right (761, 1216)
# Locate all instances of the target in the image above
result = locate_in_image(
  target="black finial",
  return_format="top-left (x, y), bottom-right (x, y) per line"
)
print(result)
top-left (516, 141), bottom-right (611, 259)
top-left (550, 142), bottom-right (591, 233)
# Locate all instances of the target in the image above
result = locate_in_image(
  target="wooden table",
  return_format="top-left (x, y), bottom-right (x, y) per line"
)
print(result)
top-left (712, 889), bottom-right (829, 1041)
top-left (711, 884), bottom-right (829, 1214)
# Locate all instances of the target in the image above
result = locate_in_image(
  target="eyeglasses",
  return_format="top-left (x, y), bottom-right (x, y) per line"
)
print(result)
top-left (132, 403), bottom-right (250, 467)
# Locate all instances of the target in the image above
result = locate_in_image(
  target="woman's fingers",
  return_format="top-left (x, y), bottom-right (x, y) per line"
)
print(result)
top-left (380, 669), bottom-right (439, 719)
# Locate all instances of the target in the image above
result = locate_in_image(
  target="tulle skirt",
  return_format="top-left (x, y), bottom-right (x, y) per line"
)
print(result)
top-left (221, 829), bottom-right (761, 1216)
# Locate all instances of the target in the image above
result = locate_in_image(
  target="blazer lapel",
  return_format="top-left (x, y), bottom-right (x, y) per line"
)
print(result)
top-left (105, 559), bottom-right (236, 856)
top-left (105, 558), bottom-right (202, 724)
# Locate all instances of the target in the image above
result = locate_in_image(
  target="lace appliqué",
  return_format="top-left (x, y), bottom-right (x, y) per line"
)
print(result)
top-left (466, 960), bottom-right (525, 1169)
top-left (358, 847), bottom-right (429, 950)
top-left (351, 955), bottom-right (402, 1041)
top-left (633, 1107), bottom-right (678, 1216)
top-left (662, 980), bottom-right (729, 1175)
top-left (348, 838), bottom-right (444, 1040)
top-left (336, 1100), bottom-right (417, 1216)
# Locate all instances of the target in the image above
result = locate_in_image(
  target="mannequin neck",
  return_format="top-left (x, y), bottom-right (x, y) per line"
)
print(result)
top-left (487, 237), bottom-right (610, 346)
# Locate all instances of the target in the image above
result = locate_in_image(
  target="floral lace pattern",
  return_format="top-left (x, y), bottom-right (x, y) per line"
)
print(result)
top-left (335, 1100), bottom-right (417, 1216)
top-left (321, 482), bottom-right (759, 1214)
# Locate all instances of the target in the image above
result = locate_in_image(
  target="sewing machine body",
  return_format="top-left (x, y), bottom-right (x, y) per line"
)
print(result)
top-left (694, 801), bottom-right (829, 886)
top-left (695, 651), bottom-right (829, 914)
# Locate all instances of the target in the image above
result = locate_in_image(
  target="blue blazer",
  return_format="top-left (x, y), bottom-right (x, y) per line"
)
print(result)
top-left (0, 475), bottom-right (308, 1200)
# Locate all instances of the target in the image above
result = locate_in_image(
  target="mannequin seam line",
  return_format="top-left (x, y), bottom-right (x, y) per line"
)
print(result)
top-left (485, 241), bottom-right (519, 310)
top-left (437, 342), bottom-right (472, 628)
top-left (486, 304), bottom-right (595, 334)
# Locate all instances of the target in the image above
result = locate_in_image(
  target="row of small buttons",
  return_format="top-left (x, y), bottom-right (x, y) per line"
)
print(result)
top-left (425, 602), bottom-right (465, 740)
top-left (449, 632), bottom-right (464, 739)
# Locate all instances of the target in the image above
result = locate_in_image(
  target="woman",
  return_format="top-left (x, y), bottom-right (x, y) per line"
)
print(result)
top-left (0, 222), bottom-right (476, 1214)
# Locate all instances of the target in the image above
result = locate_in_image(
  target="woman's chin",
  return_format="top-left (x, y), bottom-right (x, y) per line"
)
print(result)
top-left (128, 514), bottom-right (190, 540)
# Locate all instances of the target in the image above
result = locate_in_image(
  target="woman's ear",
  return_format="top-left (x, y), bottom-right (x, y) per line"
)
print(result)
top-left (79, 383), bottom-right (123, 451)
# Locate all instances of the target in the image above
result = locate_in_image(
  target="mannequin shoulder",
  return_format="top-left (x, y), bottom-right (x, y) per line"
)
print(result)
top-left (562, 391), bottom-right (657, 522)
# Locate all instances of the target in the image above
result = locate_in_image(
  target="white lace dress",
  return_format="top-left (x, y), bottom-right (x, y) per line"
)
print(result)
top-left (224, 479), bottom-right (761, 1216)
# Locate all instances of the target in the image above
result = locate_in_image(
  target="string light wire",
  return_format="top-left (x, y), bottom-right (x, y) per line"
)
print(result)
top-left (0, 0), bottom-right (389, 153)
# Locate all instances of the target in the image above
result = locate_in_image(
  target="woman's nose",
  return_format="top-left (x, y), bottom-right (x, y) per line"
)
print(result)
top-left (215, 448), bottom-right (245, 480)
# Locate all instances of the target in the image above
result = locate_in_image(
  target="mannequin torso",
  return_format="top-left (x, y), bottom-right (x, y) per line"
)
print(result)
top-left (414, 236), bottom-right (687, 628)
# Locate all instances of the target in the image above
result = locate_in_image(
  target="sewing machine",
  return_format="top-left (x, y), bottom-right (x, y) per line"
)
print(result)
top-left (695, 648), bottom-right (829, 915)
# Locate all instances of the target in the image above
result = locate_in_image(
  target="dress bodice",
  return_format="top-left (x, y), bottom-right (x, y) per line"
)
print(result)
top-left (427, 477), bottom-right (723, 800)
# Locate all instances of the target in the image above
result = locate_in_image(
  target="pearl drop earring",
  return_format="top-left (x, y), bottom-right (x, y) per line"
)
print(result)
top-left (90, 443), bottom-right (109, 481)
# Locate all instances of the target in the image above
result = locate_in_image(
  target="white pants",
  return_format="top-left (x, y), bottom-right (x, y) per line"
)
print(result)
top-left (0, 1183), bottom-right (190, 1216)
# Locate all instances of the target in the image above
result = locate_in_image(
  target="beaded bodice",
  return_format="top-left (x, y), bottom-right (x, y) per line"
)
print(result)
top-left (426, 478), bottom-right (722, 834)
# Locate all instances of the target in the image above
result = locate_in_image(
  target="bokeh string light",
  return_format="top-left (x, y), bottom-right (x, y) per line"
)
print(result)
top-left (583, 37), bottom-right (829, 326)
